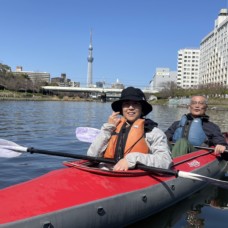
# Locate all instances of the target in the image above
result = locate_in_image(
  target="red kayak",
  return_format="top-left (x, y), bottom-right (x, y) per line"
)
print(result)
top-left (0, 135), bottom-right (227, 228)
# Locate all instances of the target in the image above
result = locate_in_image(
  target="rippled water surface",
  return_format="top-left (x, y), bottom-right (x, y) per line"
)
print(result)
top-left (0, 101), bottom-right (228, 227)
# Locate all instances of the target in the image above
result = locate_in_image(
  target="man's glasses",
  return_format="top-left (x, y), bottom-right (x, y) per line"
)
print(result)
top-left (190, 101), bottom-right (206, 105)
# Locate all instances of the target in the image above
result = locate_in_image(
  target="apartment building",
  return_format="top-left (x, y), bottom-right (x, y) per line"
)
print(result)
top-left (14, 66), bottom-right (50, 83)
top-left (199, 9), bottom-right (228, 86)
top-left (177, 48), bottom-right (200, 88)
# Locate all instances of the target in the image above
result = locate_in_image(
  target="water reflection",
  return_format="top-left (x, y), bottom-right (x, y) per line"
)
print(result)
top-left (149, 105), bottom-right (188, 131)
top-left (128, 183), bottom-right (228, 228)
top-left (206, 109), bottom-right (228, 132)
top-left (206, 178), bottom-right (228, 210)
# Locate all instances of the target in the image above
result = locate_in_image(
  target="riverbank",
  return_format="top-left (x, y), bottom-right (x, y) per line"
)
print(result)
top-left (0, 96), bottom-right (90, 102)
top-left (1, 90), bottom-right (228, 110)
top-left (0, 90), bottom-right (93, 102)
top-left (150, 97), bottom-right (228, 111)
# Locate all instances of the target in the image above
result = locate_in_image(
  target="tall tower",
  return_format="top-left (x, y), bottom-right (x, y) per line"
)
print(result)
top-left (87, 31), bottom-right (94, 87)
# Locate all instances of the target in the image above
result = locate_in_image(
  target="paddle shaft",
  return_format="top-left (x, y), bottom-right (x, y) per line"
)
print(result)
top-left (194, 145), bottom-right (228, 153)
top-left (170, 143), bottom-right (228, 153)
top-left (28, 147), bottom-right (115, 164)
top-left (28, 147), bottom-right (178, 176)
top-left (30, 147), bottom-right (228, 186)
top-left (1, 140), bottom-right (228, 188)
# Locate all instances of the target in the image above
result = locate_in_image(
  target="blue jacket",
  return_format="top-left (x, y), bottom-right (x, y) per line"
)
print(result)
top-left (172, 114), bottom-right (207, 146)
top-left (165, 113), bottom-right (227, 148)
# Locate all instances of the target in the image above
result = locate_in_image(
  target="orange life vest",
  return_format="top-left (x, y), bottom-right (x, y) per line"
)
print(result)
top-left (104, 118), bottom-right (149, 159)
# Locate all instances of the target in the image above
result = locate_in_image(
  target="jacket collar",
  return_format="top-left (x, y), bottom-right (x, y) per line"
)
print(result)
top-left (186, 113), bottom-right (209, 122)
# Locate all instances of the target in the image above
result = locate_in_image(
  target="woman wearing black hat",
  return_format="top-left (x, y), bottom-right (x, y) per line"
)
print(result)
top-left (87, 87), bottom-right (172, 171)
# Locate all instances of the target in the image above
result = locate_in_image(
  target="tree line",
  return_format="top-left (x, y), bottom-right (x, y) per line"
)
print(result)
top-left (156, 81), bottom-right (228, 99)
top-left (0, 63), bottom-right (48, 93)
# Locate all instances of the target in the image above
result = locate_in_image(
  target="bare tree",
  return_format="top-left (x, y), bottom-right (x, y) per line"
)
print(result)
top-left (159, 81), bottom-right (178, 98)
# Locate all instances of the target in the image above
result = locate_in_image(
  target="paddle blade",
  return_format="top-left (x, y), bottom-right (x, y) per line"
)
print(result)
top-left (0, 139), bottom-right (27, 158)
top-left (0, 139), bottom-right (20, 147)
top-left (0, 149), bottom-right (22, 158)
top-left (76, 127), bottom-right (101, 143)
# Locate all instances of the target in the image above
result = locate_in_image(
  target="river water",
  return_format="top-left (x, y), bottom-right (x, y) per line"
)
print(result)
top-left (0, 100), bottom-right (228, 227)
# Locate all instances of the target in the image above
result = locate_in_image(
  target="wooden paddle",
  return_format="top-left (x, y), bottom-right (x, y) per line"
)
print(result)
top-left (0, 138), bottom-right (228, 189)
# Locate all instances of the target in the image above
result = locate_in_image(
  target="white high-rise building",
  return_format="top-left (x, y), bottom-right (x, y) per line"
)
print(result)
top-left (177, 48), bottom-right (200, 88)
top-left (199, 9), bottom-right (228, 86)
top-left (150, 68), bottom-right (177, 92)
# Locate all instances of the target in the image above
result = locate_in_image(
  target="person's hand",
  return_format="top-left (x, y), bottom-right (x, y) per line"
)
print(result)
top-left (214, 145), bottom-right (226, 155)
top-left (113, 158), bottom-right (129, 171)
top-left (108, 112), bottom-right (121, 126)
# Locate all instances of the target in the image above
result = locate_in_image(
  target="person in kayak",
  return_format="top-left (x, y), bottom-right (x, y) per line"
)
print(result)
top-left (87, 86), bottom-right (172, 171)
top-left (165, 95), bottom-right (228, 158)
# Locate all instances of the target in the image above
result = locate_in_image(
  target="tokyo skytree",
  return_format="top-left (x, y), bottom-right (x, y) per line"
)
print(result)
top-left (87, 31), bottom-right (94, 87)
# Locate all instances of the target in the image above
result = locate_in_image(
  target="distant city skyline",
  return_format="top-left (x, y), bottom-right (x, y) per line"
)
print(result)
top-left (0, 0), bottom-right (227, 88)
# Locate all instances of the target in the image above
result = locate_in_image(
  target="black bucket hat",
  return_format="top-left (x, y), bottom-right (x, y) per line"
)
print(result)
top-left (111, 87), bottom-right (152, 116)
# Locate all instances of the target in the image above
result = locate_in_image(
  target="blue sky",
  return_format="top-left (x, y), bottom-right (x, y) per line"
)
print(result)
top-left (0, 0), bottom-right (227, 88)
